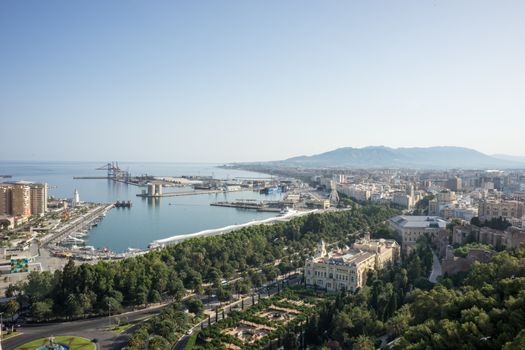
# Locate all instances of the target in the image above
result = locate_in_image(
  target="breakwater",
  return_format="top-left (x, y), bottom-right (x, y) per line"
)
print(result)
top-left (149, 209), bottom-right (318, 248)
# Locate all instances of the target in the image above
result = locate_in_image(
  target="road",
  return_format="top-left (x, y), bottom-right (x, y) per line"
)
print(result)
top-left (3, 270), bottom-right (303, 350)
top-left (428, 251), bottom-right (442, 283)
top-left (2, 304), bottom-right (166, 350)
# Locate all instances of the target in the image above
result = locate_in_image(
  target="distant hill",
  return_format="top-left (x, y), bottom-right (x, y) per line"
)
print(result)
top-left (266, 146), bottom-right (525, 169)
top-left (492, 154), bottom-right (525, 163)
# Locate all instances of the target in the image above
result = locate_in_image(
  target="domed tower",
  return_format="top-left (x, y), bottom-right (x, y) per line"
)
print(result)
top-left (316, 239), bottom-right (327, 257)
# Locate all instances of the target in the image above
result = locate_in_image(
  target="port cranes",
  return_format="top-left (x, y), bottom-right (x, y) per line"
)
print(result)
top-left (96, 162), bottom-right (130, 180)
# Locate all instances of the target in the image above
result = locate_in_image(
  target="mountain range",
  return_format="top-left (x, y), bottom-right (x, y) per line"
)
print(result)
top-left (259, 146), bottom-right (525, 169)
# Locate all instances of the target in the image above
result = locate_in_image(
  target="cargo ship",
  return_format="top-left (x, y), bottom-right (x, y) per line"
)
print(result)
top-left (259, 186), bottom-right (281, 195)
top-left (193, 184), bottom-right (212, 190)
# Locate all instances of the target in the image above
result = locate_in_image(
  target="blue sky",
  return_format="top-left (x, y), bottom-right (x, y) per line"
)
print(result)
top-left (1, 1), bottom-right (524, 162)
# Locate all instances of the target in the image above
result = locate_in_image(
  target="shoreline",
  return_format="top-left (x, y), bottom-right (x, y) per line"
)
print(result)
top-left (150, 209), bottom-right (318, 248)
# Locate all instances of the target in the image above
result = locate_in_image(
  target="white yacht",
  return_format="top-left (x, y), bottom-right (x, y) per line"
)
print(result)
top-left (279, 207), bottom-right (297, 216)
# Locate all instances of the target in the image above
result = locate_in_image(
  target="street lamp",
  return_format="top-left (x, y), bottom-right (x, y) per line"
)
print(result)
top-left (108, 301), bottom-right (111, 329)
top-left (0, 312), bottom-right (3, 350)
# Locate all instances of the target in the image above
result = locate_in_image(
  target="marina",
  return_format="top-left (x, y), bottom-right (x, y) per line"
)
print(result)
top-left (0, 161), bottom-right (287, 252)
top-left (40, 203), bottom-right (114, 246)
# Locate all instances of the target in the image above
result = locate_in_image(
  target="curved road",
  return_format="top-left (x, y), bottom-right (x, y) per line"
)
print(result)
top-left (3, 305), bottom-right (166, 350)
top-left (428, 251), bottom-right (442, 283)
top-left (5, 273), bottom-right (303, 350)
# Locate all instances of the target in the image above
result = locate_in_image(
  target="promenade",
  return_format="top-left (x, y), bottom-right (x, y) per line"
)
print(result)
top-left (150, 209), bottom-right (318, 247)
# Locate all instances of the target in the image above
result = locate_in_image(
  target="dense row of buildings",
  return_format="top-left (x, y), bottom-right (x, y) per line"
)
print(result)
top-left (333, 180), bottom-right (421, 210)
top-left (304, 169), bottom-right (525, 289)
top-left (427, 189), bottom-right (478, 221)
top-left (315, 169), bottom-right (525, 228)
top-left (452, 223), bottom-right (525, 250)
top-left (0, 182), bottom-right (48, 223)
top-left (478, 199), bottom-right (524, 222)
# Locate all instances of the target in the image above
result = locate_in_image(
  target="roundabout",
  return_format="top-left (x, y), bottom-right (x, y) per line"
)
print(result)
top-left (14, 336), bottom-right (96, 350)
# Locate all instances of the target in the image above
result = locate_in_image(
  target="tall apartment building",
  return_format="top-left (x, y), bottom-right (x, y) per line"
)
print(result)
top-left (428, 199), bottom-right (439, 216)
top-left (30, 183), bottom-right (48, 215)
top-left (339, 184), bottom-right (371, 201)
top-left (392, 192), bottom-right (414, 209)
top-left (333, 174), bottom-right (346, 184)
top-left (0, 182), bottom-right (48, 217)
top-left (447, 176), bottom-right (462, 191)
top-left (304, 238), bottom-right (400, 292)
top-left (0, 186), bottom-right (12, 215)
top-left (478, 199), bottom-right (524, 221)
top-left (11, 184), bottom-right (31, 217)
top-left (436, 190), bottom-right (456, 203)
top-left (428, 190), bottom-right (458, 217)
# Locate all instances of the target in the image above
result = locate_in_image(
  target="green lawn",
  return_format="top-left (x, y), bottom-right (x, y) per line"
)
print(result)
top-left (106, 322), bottom-right (135, 334)
top-left (1, 331), bottom-right (21, 340)
top-left (15, 336), bottom-right (96, 350)
top-left (185, 331), bottom-right (199, 350)
top-left (105, 315), bottom-right (154, 334)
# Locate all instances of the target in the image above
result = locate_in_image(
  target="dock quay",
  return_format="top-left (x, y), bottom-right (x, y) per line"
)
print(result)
top-left (136, 188), bottom-right (242, 198)
top-left (41, 204), bottom-right (113, 245)
top-left (211, 201), bottom-right (281, 212)
top-left (73, 176), bottom-right (112, 179)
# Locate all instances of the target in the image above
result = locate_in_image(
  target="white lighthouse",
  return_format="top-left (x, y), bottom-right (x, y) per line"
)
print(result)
top-left (73, 189), bottom-right (80, 207)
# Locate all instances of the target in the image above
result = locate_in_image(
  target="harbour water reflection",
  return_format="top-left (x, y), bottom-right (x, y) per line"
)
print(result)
top-left (0, 161), bottom-right (281, 252)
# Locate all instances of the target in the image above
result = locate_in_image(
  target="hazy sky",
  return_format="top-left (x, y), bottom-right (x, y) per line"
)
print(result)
top-left (1, 1), bottom-right (524, 162)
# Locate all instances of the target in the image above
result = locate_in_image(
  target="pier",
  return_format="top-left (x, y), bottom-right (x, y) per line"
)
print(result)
top-left (73, 176), bottom-right (111, 179)
top-left (41, 204), bottom-right (114, 245)
top-left (210, 201), bottom-right (281, 212)
top-left (136, 188), bottom-right (242, 198)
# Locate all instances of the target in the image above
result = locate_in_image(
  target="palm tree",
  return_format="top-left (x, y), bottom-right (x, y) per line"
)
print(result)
top-left (5, 300), bottom-right (19, 323)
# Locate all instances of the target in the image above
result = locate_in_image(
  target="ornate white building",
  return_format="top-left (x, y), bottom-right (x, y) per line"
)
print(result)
top-left (304, 237), bottom-right (400, 292)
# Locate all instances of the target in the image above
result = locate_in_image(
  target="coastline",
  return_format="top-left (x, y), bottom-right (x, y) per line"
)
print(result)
top-left (150, 209), bottom-right (319, 248)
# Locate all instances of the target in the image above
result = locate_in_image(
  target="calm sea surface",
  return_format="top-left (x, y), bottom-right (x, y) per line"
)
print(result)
top-left (0, 161), bottom-right (281, 252)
